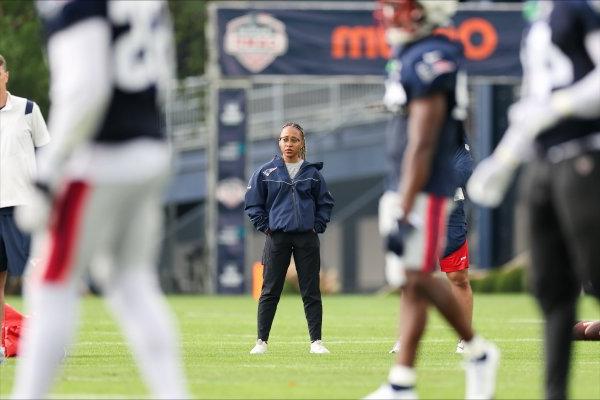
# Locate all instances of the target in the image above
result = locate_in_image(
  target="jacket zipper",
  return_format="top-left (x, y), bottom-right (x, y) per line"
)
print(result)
top-left (283, 157), bottom-right (309, 231)
top-left (291, 184), bottom-right (301, 229)
top-left (290, 167), bottom-right (301, 229)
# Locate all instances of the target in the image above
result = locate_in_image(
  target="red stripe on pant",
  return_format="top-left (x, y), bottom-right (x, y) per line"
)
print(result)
top-left (422, 195), bottom-right (448, 273)
top-left (43, 181), bottom-right (90, 283)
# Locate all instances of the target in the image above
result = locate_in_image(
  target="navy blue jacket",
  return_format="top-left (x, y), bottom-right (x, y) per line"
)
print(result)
top-left (245, 155), bottom-right (334, 234)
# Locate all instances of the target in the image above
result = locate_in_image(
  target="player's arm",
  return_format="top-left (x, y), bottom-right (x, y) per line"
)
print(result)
top-left (398, 92), bottom-right (447, 215)
top-left (495, 24), bottom-right (600, 163)
top-left (16, 8), bottom-right (112, 233)
top-left (550, 30), bottom-right (600, 120)
top-left (35, 15), bottom-right (112, 187)
top-left (468, 26), bottom-right (600, 208)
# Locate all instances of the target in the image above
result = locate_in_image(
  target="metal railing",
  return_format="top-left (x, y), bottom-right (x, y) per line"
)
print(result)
top-left (166, 76), bottom-right (388, 149)
top-left (248, 80), bottom-right (387, 138)
top-left (167, 76), bottom-right (210, 150)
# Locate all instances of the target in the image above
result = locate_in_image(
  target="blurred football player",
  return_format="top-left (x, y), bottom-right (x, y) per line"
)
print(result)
top-left (468, 1), bottom-right (600, 398)
top-left (388, 138), bottom-right (474, 355)
top-left (11, 1), bottom-right (189, 398)
top-left (367, 1), bottom-right (499, 399)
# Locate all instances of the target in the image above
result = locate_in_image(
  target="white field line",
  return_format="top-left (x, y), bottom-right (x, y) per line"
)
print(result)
top-left (75, 338), bottom-right (545, 346)
top-left (49, 395), bottom-right (146, 399)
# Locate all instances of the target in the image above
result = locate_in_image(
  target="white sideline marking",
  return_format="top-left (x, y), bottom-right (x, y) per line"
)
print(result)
top-left (232, 337), bottom-right (542, 345)
top-left (234, 338), bottom-right (546, 345)
top-left (50, 395), bottom-right (144, 399)
top-left (74, 337), bottom-right (544, 347)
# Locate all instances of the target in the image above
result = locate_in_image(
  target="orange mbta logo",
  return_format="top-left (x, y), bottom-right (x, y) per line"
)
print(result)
top-left (331, 17), bottom-right (499, 61)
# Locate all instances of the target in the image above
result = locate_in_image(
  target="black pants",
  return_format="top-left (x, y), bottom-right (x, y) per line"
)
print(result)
top-left (257, 231), bottom-right (322, 342)
top-left (520, 151), bottom-right (600, 400)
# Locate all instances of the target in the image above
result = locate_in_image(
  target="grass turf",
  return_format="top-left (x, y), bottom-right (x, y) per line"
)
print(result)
top-left (0, 294), bottom-right (598, 399)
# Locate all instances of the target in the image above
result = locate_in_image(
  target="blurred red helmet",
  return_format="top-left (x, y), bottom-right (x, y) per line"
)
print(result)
top-left (375, 0), bottom-right (457, 45)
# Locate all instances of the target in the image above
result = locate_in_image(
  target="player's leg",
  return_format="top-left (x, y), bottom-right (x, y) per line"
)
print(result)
top-left (293, 232), bottom-right (327, 352)
top-left (101, 173), bottom-right (189, 398)
top-left (445, 269), bottom-right (472, 325)
top-left (419, 269), bottom-right (498, 400)
top-left (395, 273), bottom-right (429, 367)
top-left (398, 271), bottom-right (474, 362)
top-left (446, 270), bottom-right (472, 353)
top-left (371, 194), bottom-right (495, 399)
top-left (394, 271), bottom-right (490, 395)
top-left (256, 232), bottom-right (293, 344)
top-left (440, 240), bottom-right (472, 352)
top-left (547, 151), bottom-right (600, 396)
top-left (369, 194), bottom-right (451, 398)
top-left (402, 196), bottom-right (473, 342)
top-left (554, 151), bottom-right (600, 301)
top-left (522, 161), bottom-right (579, 400)
top-left (379, 192), bottom-right (407, 354)
top-left (397, 195), bottom-right (497, 399)
top-left (12, 181), bottom-right (96, 398)
top-left (0, 254), bottom-right (6, 363)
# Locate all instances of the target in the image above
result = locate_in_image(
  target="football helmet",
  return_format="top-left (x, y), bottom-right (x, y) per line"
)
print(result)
top-left (375, 0), bottom-right (458, 45)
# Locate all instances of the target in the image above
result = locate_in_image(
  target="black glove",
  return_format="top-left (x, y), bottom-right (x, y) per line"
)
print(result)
top-left (385, 219), bottom-right (415, 256)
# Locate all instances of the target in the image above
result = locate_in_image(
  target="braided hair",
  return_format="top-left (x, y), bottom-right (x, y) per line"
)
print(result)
top-left (281, 122), bottom-right (306, 160)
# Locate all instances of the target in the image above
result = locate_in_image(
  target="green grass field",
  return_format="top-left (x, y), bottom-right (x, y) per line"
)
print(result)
top-left (1, 293), bottom-right (598, 399)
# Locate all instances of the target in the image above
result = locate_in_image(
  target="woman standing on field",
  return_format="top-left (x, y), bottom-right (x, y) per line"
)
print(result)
top-left (244, 122), bottom-right (334, 355)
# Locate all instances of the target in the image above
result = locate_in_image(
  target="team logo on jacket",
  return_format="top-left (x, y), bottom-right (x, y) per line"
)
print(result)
top-left (416, 51), bottom-right (456, 83)
top-left (262, 167), bottom-right (277, 177)
top-left (224, 13), bottom-right (288, 73)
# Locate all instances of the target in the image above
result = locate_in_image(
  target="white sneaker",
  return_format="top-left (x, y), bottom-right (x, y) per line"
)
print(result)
top-left (310, 340), bottom-right (330, 354)
top-left (364, 384), bottom-right (418, 400)
top-left (389, 341), bottom-right (401, 354)
top-left (250, 339), bottom-right (268, 354)
top-left (464, 342), bottom-right (500, 399)
top-left (455, 339), bottom-right (465, 354)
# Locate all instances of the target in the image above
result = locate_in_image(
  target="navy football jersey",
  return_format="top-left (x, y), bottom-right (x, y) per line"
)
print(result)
top-left (37, 0), bottom-right (174, 143)
top-left (522, 0), bottom-right (600, 152)
top-left (384, 35), bottom-right (466, 197)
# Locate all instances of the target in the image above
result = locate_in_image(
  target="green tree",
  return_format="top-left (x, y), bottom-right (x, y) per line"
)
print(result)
top-left (0, 0), bottom-right (208, 118)
top-left (169, 0), bottom-right (207, 77)
top-left (0, 0), bottom-right (49, 116)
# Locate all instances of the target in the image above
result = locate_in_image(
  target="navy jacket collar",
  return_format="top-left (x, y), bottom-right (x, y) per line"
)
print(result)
top-left (271, 154), bottom-right (323, 171)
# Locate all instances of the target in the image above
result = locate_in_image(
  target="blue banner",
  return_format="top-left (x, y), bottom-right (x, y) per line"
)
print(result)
top-left (216, 88), bottom-right (247, 294)
top-left (216, 7), bottom-right (525, 77)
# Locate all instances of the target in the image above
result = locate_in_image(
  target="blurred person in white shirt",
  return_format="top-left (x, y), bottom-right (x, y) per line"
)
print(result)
top-left (0, 53), bottom-right (50, 364)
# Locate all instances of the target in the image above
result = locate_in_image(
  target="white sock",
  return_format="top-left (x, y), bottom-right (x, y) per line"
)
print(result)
top-left (388, 364), bottom-right (416, 388)
top-left (12, 283), bottom-right (79, 399)
top-left (463, 334), bottom-right (487, 359)
top-left (105, 269), bottom-right (189, 399)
